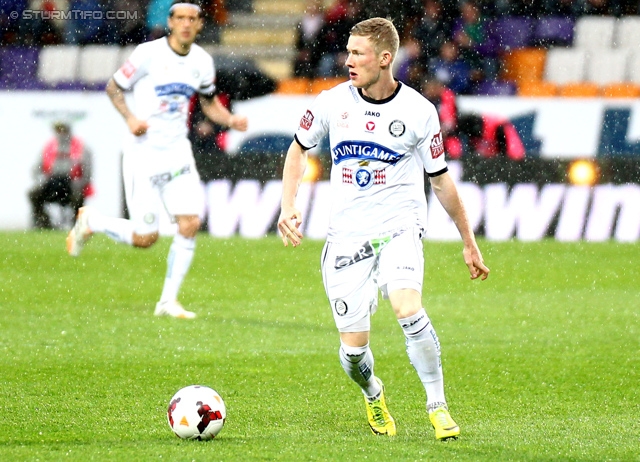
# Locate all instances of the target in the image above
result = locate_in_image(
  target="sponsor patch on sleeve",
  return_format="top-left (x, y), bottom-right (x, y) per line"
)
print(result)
top-left (430, 131), bottom-right (445, 159)
top-left (300, 110), bottom-right (314, 130)
top-left (120, 60), bottom-right (136, 79)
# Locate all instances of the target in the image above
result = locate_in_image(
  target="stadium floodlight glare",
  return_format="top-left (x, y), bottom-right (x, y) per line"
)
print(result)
top-left (302, 155), bottom-right (323, 182)
top-left (567, 159), bottom-right (599, 186)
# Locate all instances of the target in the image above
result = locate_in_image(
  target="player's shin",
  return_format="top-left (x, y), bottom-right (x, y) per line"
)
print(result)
top-left (339, 342), bottom-right (381, 399)
top-left (399, 308), bottom-right (446, 408)
top-left (88, 213), bottom-right (134, 245)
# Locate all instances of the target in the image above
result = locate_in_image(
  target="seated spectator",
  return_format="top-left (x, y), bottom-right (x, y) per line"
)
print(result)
top-left (411, 0), bottom-right (450, 61)
top-left (29, 122), bottom-right (93, 229)
top-left (293, 0), bottom-right (325, 78)
top-left (111, 0), bottom-right (149, 45)
top-left (358, 0), bottom-right (422, 39)
top-left (451, 1), bottom-right (494, 91)
top-left (64, 0), bottom-right (105, 44)
top-left (312, 0), bottom-right (365, 77)
top-left (395, 36), bottom-right (423, 86)
top-left (428, 40), bottom-right (473, 95)
top-left (14, 0), bottom-right (64, 45)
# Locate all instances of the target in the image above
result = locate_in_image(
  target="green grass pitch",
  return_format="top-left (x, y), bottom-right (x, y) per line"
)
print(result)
top-left (0, 231), bottom-right (638, 461)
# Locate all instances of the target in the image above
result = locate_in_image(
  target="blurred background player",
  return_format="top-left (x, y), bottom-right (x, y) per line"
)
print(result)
top-left (66, 0), bottom-right (248, 319)
top-left (29, 121), bottom-right (93, 229)
top-left (278, 18), bottom-right (489, 440)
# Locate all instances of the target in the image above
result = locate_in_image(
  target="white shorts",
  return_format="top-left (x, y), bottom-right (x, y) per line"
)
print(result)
top-left (122, 140), bottom-right (204, 235)
top-left (321, 225), bottom-right (425, 332)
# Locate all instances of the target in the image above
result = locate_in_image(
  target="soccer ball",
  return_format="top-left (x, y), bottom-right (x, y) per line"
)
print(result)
top-left (167, 385), bottom-right (226, 440)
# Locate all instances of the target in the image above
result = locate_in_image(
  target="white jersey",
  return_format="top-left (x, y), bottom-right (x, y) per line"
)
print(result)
top-left (113, 37), bottom-right (215, 150)
top-left (295, 81), bottom-right (448, 242)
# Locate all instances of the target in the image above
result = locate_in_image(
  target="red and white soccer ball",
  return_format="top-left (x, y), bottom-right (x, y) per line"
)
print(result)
top-left (167, 385), bottom-right (226, 440)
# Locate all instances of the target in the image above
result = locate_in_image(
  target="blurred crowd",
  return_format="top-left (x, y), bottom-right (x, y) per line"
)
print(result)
top-left (0, 0), bottom-right (227, 46)
top-left (293, 0), bottom-right (640, 95)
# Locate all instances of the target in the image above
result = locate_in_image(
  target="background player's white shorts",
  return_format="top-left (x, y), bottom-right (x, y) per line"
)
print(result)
top-left (321, 225), bottom-right (425, 332)
top-left (122, 139), bottom-right (204, 235)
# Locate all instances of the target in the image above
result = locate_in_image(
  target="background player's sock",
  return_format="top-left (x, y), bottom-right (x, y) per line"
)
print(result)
top-left (159, 234), bottom-right (195, 303)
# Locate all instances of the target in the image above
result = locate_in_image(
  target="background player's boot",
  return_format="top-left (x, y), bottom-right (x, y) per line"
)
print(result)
top-left (66, 206), bottom-right (93, 257)
top-left (364, 377), bottom-right (396, 435)
top-left (154, 301), bottom-right (196, 319)
top-left (429, 405), bottom-right (460, 440)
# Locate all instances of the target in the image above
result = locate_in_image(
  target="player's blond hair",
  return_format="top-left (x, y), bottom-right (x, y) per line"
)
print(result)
top-left (350, 18), bottom-right (399, 62)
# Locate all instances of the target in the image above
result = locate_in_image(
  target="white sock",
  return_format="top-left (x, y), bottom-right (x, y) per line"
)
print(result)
top-left (87, 212), bottom-right (134, 245)
top-left (399, 308), bottom-right (446, 408)
top-left (159, 233), bottom-right (195, 303)
top-left (339, 342), bottom-right (381, 400)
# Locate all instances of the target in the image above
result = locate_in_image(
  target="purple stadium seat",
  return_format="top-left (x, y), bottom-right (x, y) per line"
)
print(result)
top-left (534, 16), bottom-right (575, 47)
top-left (492, 17), bottom-right (535, 52)
top-left (475, 80), bottom-right (517, 96)
top-left (0, 47), bottom-right (40, 89)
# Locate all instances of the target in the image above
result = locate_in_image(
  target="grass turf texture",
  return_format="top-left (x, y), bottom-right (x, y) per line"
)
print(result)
top-left (0, 231), bottom-right (638, 461)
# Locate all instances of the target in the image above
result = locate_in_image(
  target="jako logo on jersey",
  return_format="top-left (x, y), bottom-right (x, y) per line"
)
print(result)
top-left (155, 83), bottom-right (195, 98)
top-left (332, 140), bottom-right (403, 165)
top-left (365, 121), bottom-right (375, 131)
top-left (430, 131), bottom-right (445, 159)
top-left (300, 110), bottom-right (314, 130)
top-left (364, 111), bottom-right (380, 117)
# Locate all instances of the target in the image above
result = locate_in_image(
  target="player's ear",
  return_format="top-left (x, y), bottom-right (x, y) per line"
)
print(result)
top-left (380, 51), bottom-right (392, 67)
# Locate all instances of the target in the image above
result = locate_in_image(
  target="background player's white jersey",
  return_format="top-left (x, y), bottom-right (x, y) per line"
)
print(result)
top-left (295, 81), bottom-right (448, 242)
top-left (113, 37), bottom-right (215, 149)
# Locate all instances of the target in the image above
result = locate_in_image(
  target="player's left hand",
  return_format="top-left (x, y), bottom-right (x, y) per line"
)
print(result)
top-left (463, 246), bottom-right (490, 280)
top-left (229, 114), bottom-right (248, 132)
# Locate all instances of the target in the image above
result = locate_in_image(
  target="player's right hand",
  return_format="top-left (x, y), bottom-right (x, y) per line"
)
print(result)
top-left (127, 117), bottom-right (149, 136)
top-left (277, 206), bottom-right (303, 247)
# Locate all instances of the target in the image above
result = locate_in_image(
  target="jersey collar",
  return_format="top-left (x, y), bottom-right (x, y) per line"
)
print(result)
top-left (357, 81), bottom-right (402, 105)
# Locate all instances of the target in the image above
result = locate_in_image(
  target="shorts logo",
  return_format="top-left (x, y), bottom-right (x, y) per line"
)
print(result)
top-left (150, 165), bottom-right (191, 187)
top-left (300, 110), bottom-right (314, 130)
top-left (144, 213), bottom-right (156, 224)
top-left (334, 299), bottom-right (348, 316)
top-left (430, 131), bottom-right (445, 159)
top-left (389, 120), bottom-right (405, 137)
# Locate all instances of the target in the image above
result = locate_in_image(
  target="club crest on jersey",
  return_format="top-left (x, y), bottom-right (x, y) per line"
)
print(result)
top-left (389, 119), bottom-right (405, 137)
top-left (342, 167), bottom-right (386, 190)
top-left (430, 131), bottom-right (445, 159)
top-left (332, 140), bottom-right (403, 165)
top-left (300, 110), bottom-right (314, 130)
